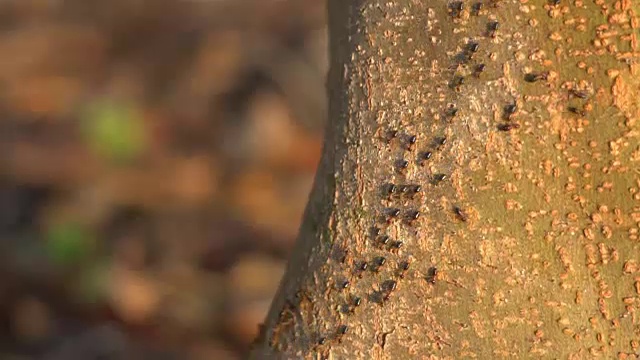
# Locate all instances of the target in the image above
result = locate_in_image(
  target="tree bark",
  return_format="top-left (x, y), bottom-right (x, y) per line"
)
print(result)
top-left (251, 0), bottom-right (640, 358)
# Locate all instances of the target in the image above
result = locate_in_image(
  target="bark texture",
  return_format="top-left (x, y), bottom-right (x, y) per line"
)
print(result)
top-left (251, 0), bottom-right (640, 358)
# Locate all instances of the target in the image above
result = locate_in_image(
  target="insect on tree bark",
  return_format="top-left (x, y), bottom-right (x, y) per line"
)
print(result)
top-left (251, 0), bottom-right (640, 358)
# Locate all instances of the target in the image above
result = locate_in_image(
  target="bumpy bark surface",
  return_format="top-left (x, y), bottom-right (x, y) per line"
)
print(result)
top-left (251, 0), bottom-right (640, 358)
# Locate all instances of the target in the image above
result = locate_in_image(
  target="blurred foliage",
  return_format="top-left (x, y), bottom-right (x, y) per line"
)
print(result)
top-left (45, 220), bottom-right (94, 266)
top-left (81, 98), bottom-right (147, 163)
top-left (76, 260), bottom-right (110, 304)
top-left (0, 0), bottom-right (326, 358)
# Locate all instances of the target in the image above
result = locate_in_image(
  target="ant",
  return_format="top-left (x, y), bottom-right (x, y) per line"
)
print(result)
top-left (381, 280), bottom-right (398, 301)
top-left (445, 106), bottom-right (458, 118)
top-left (449, 75), bottom-right (465, 90)
top-left (398, 261), bottom-right (411, 278)
top-left (448, 1), bottom-right (464, 17)
top-left (383, 183), bottom-right (397, 199)
top-left (497, 123), bottom-right (520, 131)
top-left (453, 206), bottom-right (468, 221)
top-left (377, 235), bottom-right (391, 248)
top-left (336, 325), bottom-right (348, 342)
top-left (432, 173), bottom-right (447, 185)
top-left (389, 241), bottom-right (404, 253)
top-left (383, 130), bottom-right (398, 144)
top-left (568, 106), bottom-right (586, 116)
top-left (418, 151), bottom-right (433, 166)
top-left (473, 63), bottom-right (486, 77)
top-left (407, 184), bottom-right (422, 199)
top-left (406, 135), bottom-right (417, 150)
top-left (405, 210), bottom-right (420, 225)
top-left (426, 267), bottom-right (439, 284)
top-left (396, 159), bottom-right (409, 173)
top-left (371, 227), bottom-right (382, 237)
top-left (503, 103), bottom-right (517, 119)
top-left (397, 184), bottom-right (410, 196)
top-left (372, 256), bottom-right (386, 272)
top-left (467, 42), bottom-right (480, 54)
top-left (383, 208), bottom-right (401, 223)
top-left (434, 136), bottom-right (447, 149)
top-left (524, 72), bottom-right (548, 83)
top-left (471, 2), bottom-right (483, 15)
top-left (569, 89), bottom-right (589, 99)
top-left (487, 21), bottom-right (499, 37)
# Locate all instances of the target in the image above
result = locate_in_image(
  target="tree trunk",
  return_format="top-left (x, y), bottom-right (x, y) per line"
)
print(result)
top-left (251, 0), bottom-right (640, 358)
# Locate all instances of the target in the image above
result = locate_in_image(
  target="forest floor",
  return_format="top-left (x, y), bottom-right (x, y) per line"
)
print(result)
top-left (0, 1), bottom-right (326, 358)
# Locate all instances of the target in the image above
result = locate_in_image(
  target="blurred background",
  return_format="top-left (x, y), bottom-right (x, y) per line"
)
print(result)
top-left (0, 0), bottom-right (327, 358)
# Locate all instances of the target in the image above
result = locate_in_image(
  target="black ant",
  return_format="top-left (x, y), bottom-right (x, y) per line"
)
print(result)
top-left (357, 262), bottom-right (368, 278)
top-left (396, 159), bottom-right (409, 172)
top-left (445, 106), bottom-right (458, 118)
top-left (503, 103), bottom-right (517, 119)
top-left (383, 183), bottom-right (397, 198)
top-left (377, 235), bottom-right (391, 248)
top-left (568, 106), bottom-right (586, 116)
top-left (487, 21), bottom-right (499, 37)
top-left (384, 280), bottom-right (397, 292)
top-left (432, 173), bottom-right (447, 185)
top-left (372, 256), bottom-right (386, 272)
top-left (473, 63), bottom-right (486, 77)
top-left (471, 2), bottom-right (483, 15)
top-left (381, 280), bottom-right (398, 301)
top-left (569, 89), bottom-right (589, 99)
top-left (398, 261), bottom-right (410, 278)
top-left (383, 208), bottom-right (401, 223)
top-left (464, 42), bottom-right (480, 61)
top-left (467, 42), bottom-right (480, 54)
top-left (426, 267), bottom-right (438, 284)
top-left (449, 75), bottom-right (465, 90)
top-left (448, 1), bottom-right (464, 17)
top-left (336, 325), bottom-right (348, 342)
top-left (453, 206), bottom-right (468, 221)
top-left (359, 261), bottom-right (369, 272)
top-left (524, 72), bottom-right (548, 83)
top-left (389, 241), bottom-right (404, 252)
top-left (384, 130), bottom-right (398, 144)
top-left (371, 227), bottom-right (382, 237)
top-left (406, 135), bottom-right (417, 150)
top-left (434, 136), bottom-right (447, 149)
top-left (497, 123), bottom-right (520, 131)
top-left (389, 241), bottom-right (404, 253)
top-left (407, 184), bottom-right (422, 199)
top-left (406, 210), bottom-right (420, 224)
top-left (419, 151), bottom-right (433, 166)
